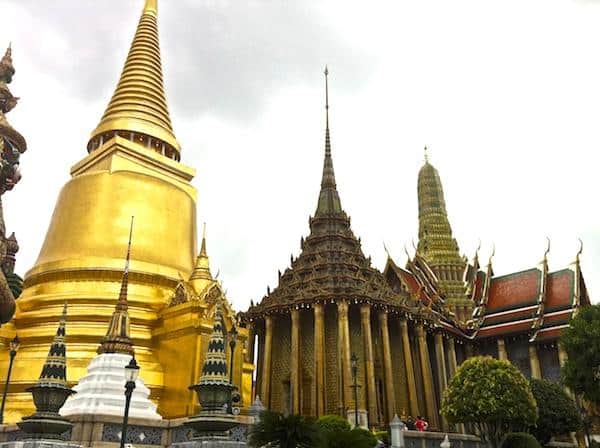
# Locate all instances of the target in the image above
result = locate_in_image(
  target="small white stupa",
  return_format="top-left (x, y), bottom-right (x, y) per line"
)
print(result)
top-left (60, 218), bottom-right (161, 420)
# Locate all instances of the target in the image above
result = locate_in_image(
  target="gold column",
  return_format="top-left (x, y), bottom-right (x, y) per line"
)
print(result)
top-left (261, 315), bottom-right (273, 407)
top-left (360, 304), bottom-right (378, 427)
top-left (434, 333), bottom-right (448, 431)
top-left (416, 323), bottom-right (439, 429)
top-left (497, 338), bottom-right (508, 361)
top-left (291, 309), bottom-right (301, 414)
top-left (313, 304), bottom-right (326, 417)
top-left (378, 310), bottom-right (396, 422)
top-left (447, 337), bottom-right (458, 379)
top-left (399, 319), bottom-right (419, 418)
top-left (246, 323), bottom-right (255, 364)
top-left (446, 338), bottom-right (463, 435)
top-left (529, 344), bottom-right (542, 379)
top-left (338, 300), bottom-right (352, 413)
top-left (558, 344), bottom-right (574, 399)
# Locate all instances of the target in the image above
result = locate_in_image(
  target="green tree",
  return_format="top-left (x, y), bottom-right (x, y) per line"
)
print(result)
top-left (529, 379), bottom-right (582, 444)
top-left (441, 356), bottom-right (538, 448)
top-left (561, 304), bottom-right (600, 404)
top-left (248, 410), bottom-right (321, 448)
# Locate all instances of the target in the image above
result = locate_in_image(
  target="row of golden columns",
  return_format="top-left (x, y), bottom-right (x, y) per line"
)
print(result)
top-left (251, 301), bottom-right (456, 430)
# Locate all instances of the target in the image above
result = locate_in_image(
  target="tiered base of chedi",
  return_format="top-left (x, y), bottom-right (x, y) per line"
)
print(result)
top-left (59, 353), bottom-right (160, 420)
top-left (61, 219), bottom-right (160, 421)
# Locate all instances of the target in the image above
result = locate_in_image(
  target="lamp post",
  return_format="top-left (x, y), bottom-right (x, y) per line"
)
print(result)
top-left (120, 357), bottom-right (139, 448)
top-left (0, 335), bottom-right (20, 424)
top-left (227, 326), bottom-right (238, 414)
top-left (351, 353), bottom-right (360, 428)
top-left (228, 326), bottom-right (238, 384)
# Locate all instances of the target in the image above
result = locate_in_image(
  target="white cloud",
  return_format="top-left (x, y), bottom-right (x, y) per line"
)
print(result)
top-left (1, 0), bottom-right (598, 310)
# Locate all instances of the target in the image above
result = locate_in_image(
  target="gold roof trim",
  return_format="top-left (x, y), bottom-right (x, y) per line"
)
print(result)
top-left (87, 0), bottom-right (180, 158)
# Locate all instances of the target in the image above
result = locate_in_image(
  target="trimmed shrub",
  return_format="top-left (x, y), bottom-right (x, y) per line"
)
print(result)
top-left (502, 432), bottom-right (542, 448)
top-left (316, 414), bottom-right (351, 433)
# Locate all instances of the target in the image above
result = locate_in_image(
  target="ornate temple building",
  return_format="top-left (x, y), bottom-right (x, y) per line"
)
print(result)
top-left (0, 0), bottom-right (590, 433)
top-left (0, 0), bottom-right (252, 422)
top-left (244, 73), bottom-right (591, 430)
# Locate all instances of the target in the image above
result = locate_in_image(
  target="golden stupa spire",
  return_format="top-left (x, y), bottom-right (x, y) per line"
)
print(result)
top-left (190, 223), bottom-right (213, 293)
top-left (87, 0), bottom-right (181, 160)
top-left (98, 217), bottom-right (135, 356)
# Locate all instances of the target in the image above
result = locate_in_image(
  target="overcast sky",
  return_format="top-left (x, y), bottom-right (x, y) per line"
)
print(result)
top-left (1, 0), bottom-right (599, 310)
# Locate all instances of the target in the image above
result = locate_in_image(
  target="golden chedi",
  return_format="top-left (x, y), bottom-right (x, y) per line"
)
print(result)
top-left (0, 0), bottom-right (251, 421)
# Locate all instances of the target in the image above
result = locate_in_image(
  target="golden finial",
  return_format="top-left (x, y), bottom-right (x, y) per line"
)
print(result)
top-left (200, 222), bottom-right (207, 257)
top-left (424, 145), bottom-right (429, 163)
top-left (124, 216), bottom-right (134, 274)
top-left (544, 237), bottom-right (551, 259)
top-left (324, 65), bottom-right (330, 131)
top-left (488, 243), bottom-right (495, 267)
top-left (144, 0), bottom-right (158, 16)
top-left (404, 244), bottom-right (411, 260)
top-left (576, 238), bottom-right (583, 263)
top-left (383, 242), bottom-right (391, 260)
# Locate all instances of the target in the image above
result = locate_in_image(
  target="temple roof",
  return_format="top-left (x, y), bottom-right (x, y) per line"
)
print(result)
top-left (87, 0), bottom-right (180, 159)
top-left (246, 70), bottom-right (412, 316)
top-left (472, 249), bottom-right (589, 341)
top-left (384, 246), bottom-right (589, 342)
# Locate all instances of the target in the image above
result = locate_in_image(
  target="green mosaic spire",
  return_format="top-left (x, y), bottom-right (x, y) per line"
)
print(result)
top-left (37, 303), bottom-right (68, 387)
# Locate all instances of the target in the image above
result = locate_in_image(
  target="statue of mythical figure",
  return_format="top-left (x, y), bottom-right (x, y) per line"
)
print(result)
top-left (0, 44), bottom-right (27, 324)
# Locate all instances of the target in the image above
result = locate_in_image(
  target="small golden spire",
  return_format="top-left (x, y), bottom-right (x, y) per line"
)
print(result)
top-left (98, 217), bottom-right (135, 356)
top-left (424, 145), bottom-right (429, 163)
top-left (88, 0), bottom-right (180, 159)
top-left (191, 223), bottom-right (212, 284)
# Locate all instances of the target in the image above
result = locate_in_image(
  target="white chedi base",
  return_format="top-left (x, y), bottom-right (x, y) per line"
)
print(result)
top-left (60, 353), bottom-right (161, 420)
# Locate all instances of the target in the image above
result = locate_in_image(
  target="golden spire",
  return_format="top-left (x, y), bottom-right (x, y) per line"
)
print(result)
top-left (315, 66), bottom-right (343, 216)
top-left (98, 217), bottom-right (135, 356)
top-left (190, 223), bottom-right (213, 293)
top-left (87, 0), bottom-right (180, 160)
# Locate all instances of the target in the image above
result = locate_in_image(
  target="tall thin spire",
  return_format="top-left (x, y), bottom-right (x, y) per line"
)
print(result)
top-left (315, 67), bottom-right (342, 216)
top-left (37, 303), bottom-right (68, 387)
top-left (98, 217), bottom-right (135, 356)
top-left (191, 222), bottom-right (212, 283)
top-left (87, 0), bottom-right (180, 160)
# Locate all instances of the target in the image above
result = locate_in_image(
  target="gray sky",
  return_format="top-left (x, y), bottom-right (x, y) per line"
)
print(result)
top-left (1, 0), bottom-right (599, 310)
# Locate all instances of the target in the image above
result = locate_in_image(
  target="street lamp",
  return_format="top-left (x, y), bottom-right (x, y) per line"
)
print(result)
top-left (0, 335), bottom-right (20, 424)
top-left (226, 326), bottom-right (238, 415)
top-left (228, 326), bottom-right (238, 384)
top-left (350, 353), bottom-right (360, 428)
top-left (120, 357), bottom-right (139, 448)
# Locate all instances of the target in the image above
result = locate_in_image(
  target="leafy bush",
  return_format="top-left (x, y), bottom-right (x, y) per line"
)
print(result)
top-left (316, 414), bottom-right (351, 433)
top-left (248, 410), bottom-right (320, 448)
top-left (501, 432), bottom-right (541, 448)
top-left (529, 379), bottom-right (581, 444)
top-left (441, 356), bottom-right (537, 448)
top-left (322, 428), bottom-right (377, 448)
